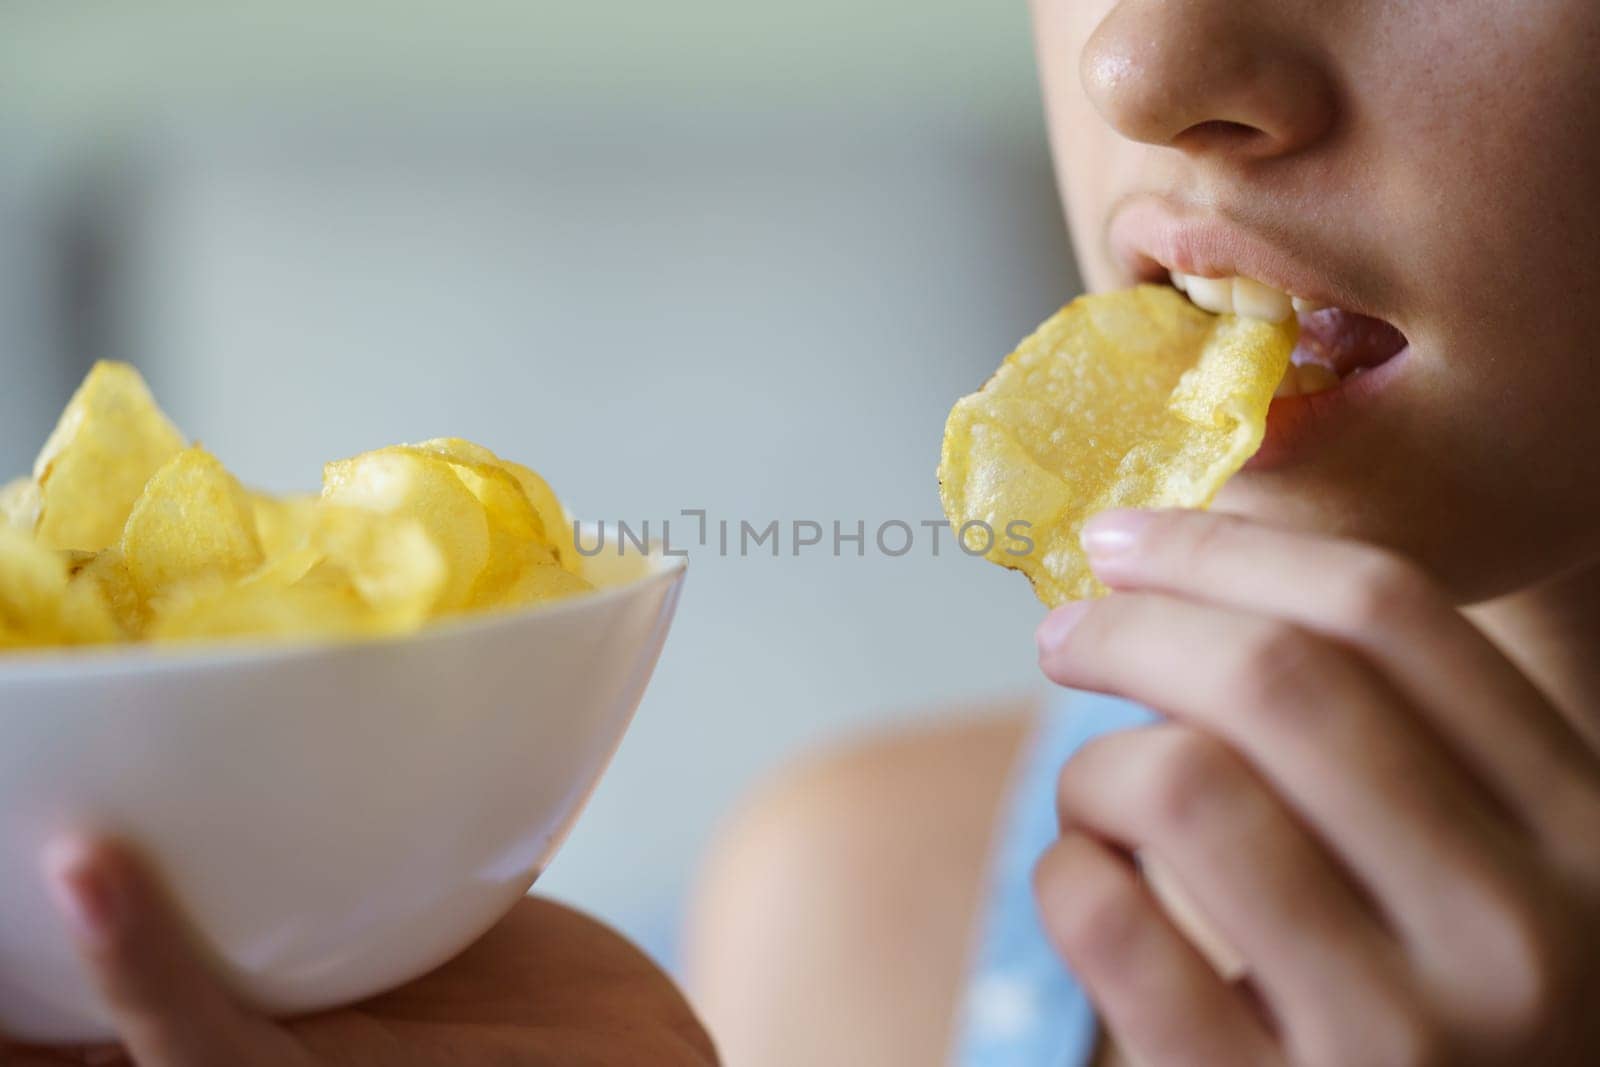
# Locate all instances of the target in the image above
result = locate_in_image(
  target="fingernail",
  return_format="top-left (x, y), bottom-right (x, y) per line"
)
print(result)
top-left (1080, 509), bottom-right (1154, 558)
top-left (1036, 602), bottom-right (1090, 653)
top-left (43, 839), bottom-right (121, 945)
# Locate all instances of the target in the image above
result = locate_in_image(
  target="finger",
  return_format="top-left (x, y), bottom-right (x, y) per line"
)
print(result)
top-left (1059, 725), bottom-right (1413, 1062)
top-left (1078, 507), bottom-right (1597, 835)
top-left (1, 1026), bottom-right (130, 1066)
top-left (1034, 832), bottom-right (1280, 1067)
top-left (0, 1041), bottom-right (121, 1067)
top-left (42, 838), bottom-right (309, 1067)
top-left (1037, 591), bottom-right (1527, 964)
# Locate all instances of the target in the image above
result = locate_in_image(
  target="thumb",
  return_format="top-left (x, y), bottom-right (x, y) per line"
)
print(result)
top-left (42, 838), bottom-right (310, 1067)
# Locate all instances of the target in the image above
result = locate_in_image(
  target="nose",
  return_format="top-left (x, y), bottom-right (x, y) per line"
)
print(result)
top-left (1081, 0), bottom-right (1337, 161)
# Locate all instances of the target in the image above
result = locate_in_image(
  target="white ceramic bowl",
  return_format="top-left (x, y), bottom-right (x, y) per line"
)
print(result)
top-left (0, 546), bottom-right (685, 1044)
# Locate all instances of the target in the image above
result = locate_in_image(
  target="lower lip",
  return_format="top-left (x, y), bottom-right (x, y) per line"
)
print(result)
top-left (1244, 345), bottom-right (1411, 470)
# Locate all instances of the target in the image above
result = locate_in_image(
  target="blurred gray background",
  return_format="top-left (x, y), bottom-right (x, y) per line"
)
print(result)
top-left (0, 2), bottom-right (1080, 955)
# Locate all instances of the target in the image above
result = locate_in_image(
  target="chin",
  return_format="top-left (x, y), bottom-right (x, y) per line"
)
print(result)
top-left (1215, 464), bottom-right (1590, 606)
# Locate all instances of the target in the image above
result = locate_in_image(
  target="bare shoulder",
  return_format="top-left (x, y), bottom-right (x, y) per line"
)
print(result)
top-left (684, 695), bottom-right (1040, 1067)
top-left (696, 694), bottom-right (1040, 892)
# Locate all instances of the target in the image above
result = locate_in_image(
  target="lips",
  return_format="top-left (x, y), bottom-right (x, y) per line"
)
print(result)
top-left (1164, 267), bottom-right (1408, 398)
top-left (1109, 201), bottom-right (1409, 399)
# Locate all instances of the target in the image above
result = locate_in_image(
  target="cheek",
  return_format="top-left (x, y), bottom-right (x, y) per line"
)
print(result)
top-left (1363, 5), bottom-right (1600, 520)
top-left (1034, 0), bottom-right (1135, 291)
top-left (1056, 130), bottom-right (1127, 292)
top-left (1356, 3), bottom-right (1600, 325)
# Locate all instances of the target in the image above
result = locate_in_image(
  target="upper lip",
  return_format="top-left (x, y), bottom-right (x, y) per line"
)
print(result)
top-left (1107, 195), bottom-right (1389, 321)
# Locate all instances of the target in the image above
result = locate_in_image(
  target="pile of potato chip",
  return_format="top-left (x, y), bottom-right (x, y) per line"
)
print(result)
top-left (939, 285), bottom-right (1296, 605)
top-left (0, 362), bottom-right (593, 650)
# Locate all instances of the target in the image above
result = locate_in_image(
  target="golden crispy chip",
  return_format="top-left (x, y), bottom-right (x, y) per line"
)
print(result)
top-left (464, 540), bottom-right (592, 613)
top-left (403, 440), bottom-right (581, 605)
top-left (403, 437), bottom-right (579, 570)
top-left (251, 493), bottom-right (444, 615)
top-left (4, 360), bottom-right (602, 651)
top-left (33, 362), bottom-right (187, 552)
top-left (0, 526), bottom-right (118, 646)
top-left (148, 578), bottom-right (370, 644)
top-left (1, 477), bottom-right (41, 532)
top-left (939, 286), bottom-right (1295, 605)
top-left (250, 492), bottom-right (323, 562)
top-left (406, 441), bottom-right (542, 540)
top-left (71, 547), bottom-right (144, 637)
top-left (322, 447), bottom-right (490, 612)
top-left (464, 525), bottom-right (556, 610)
top-left (490, 559), bottom-right (593, 608)
top-left (501, 460), bottom-right (580, 573)
top-left (60, 580), bottom-right (123, 643)
top-left (60, 549), bottom-right (97, 577)
top-left (408, 437), bottom-right (502, 469)
top-left (574, 539), bottom-right (654, 588)
top-left (122, 446), bottom-right (265, 600)
top-left (298, 506), bottom-right (447, 630)
top-left (405, 439), bottom-right (594, 603)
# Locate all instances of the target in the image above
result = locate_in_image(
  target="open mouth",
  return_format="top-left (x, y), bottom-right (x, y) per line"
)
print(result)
top-left (1166, 270), bottom-right (1409, 398)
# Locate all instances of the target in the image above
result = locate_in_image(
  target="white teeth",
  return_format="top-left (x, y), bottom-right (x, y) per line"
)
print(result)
top-left (1168, 271), bottom-right (1295, 322)
top-left (1182, 274), bottom-right (1235, 315)
top-left (1295, 363), bottom-right (1340, 394)
top-left (1232, 277), bottom-right (1293, 322)
top-left (1273, 361), bottom-right (1341, 400)
top-left (1144, 271), bottom-right (1347, 399)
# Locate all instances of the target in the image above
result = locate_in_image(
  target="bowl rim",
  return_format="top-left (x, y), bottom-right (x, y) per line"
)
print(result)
top-left (0, 548), bottom-right (686, 684)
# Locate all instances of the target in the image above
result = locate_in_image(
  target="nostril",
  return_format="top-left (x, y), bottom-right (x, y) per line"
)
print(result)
top-left (1078, 0), bottom-right (1339, 160)
top-left (1173, 120), bottom-right (1273, 155)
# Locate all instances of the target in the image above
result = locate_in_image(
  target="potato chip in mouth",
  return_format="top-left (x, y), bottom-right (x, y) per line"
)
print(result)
top-left (939, 285), bottom-right (1296, 605)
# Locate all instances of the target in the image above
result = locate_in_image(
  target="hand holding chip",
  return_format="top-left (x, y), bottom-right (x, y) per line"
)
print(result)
top-left (0, 838), bottom-right (715, 1067)
top-left (1031, 508), bottom-right (1600, 1065)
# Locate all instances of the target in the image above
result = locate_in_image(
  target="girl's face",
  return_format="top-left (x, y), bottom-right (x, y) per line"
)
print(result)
top-left (1033, 1), bottom-right (1600, 602)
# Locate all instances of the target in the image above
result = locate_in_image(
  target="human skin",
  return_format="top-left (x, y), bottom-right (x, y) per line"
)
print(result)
top-left (1039, 0), bottom-right (1600, 606)
top-left (1030, 0), bottom-right (1600, 1062)
top-left (2, 839), bottom-right (717, 1067)
top-left (690, 2), bottom-right (1600, 1064)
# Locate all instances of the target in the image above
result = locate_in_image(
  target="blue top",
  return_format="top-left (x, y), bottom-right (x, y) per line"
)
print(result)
top-left (953, 690), bottom-right (1157, 1067)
